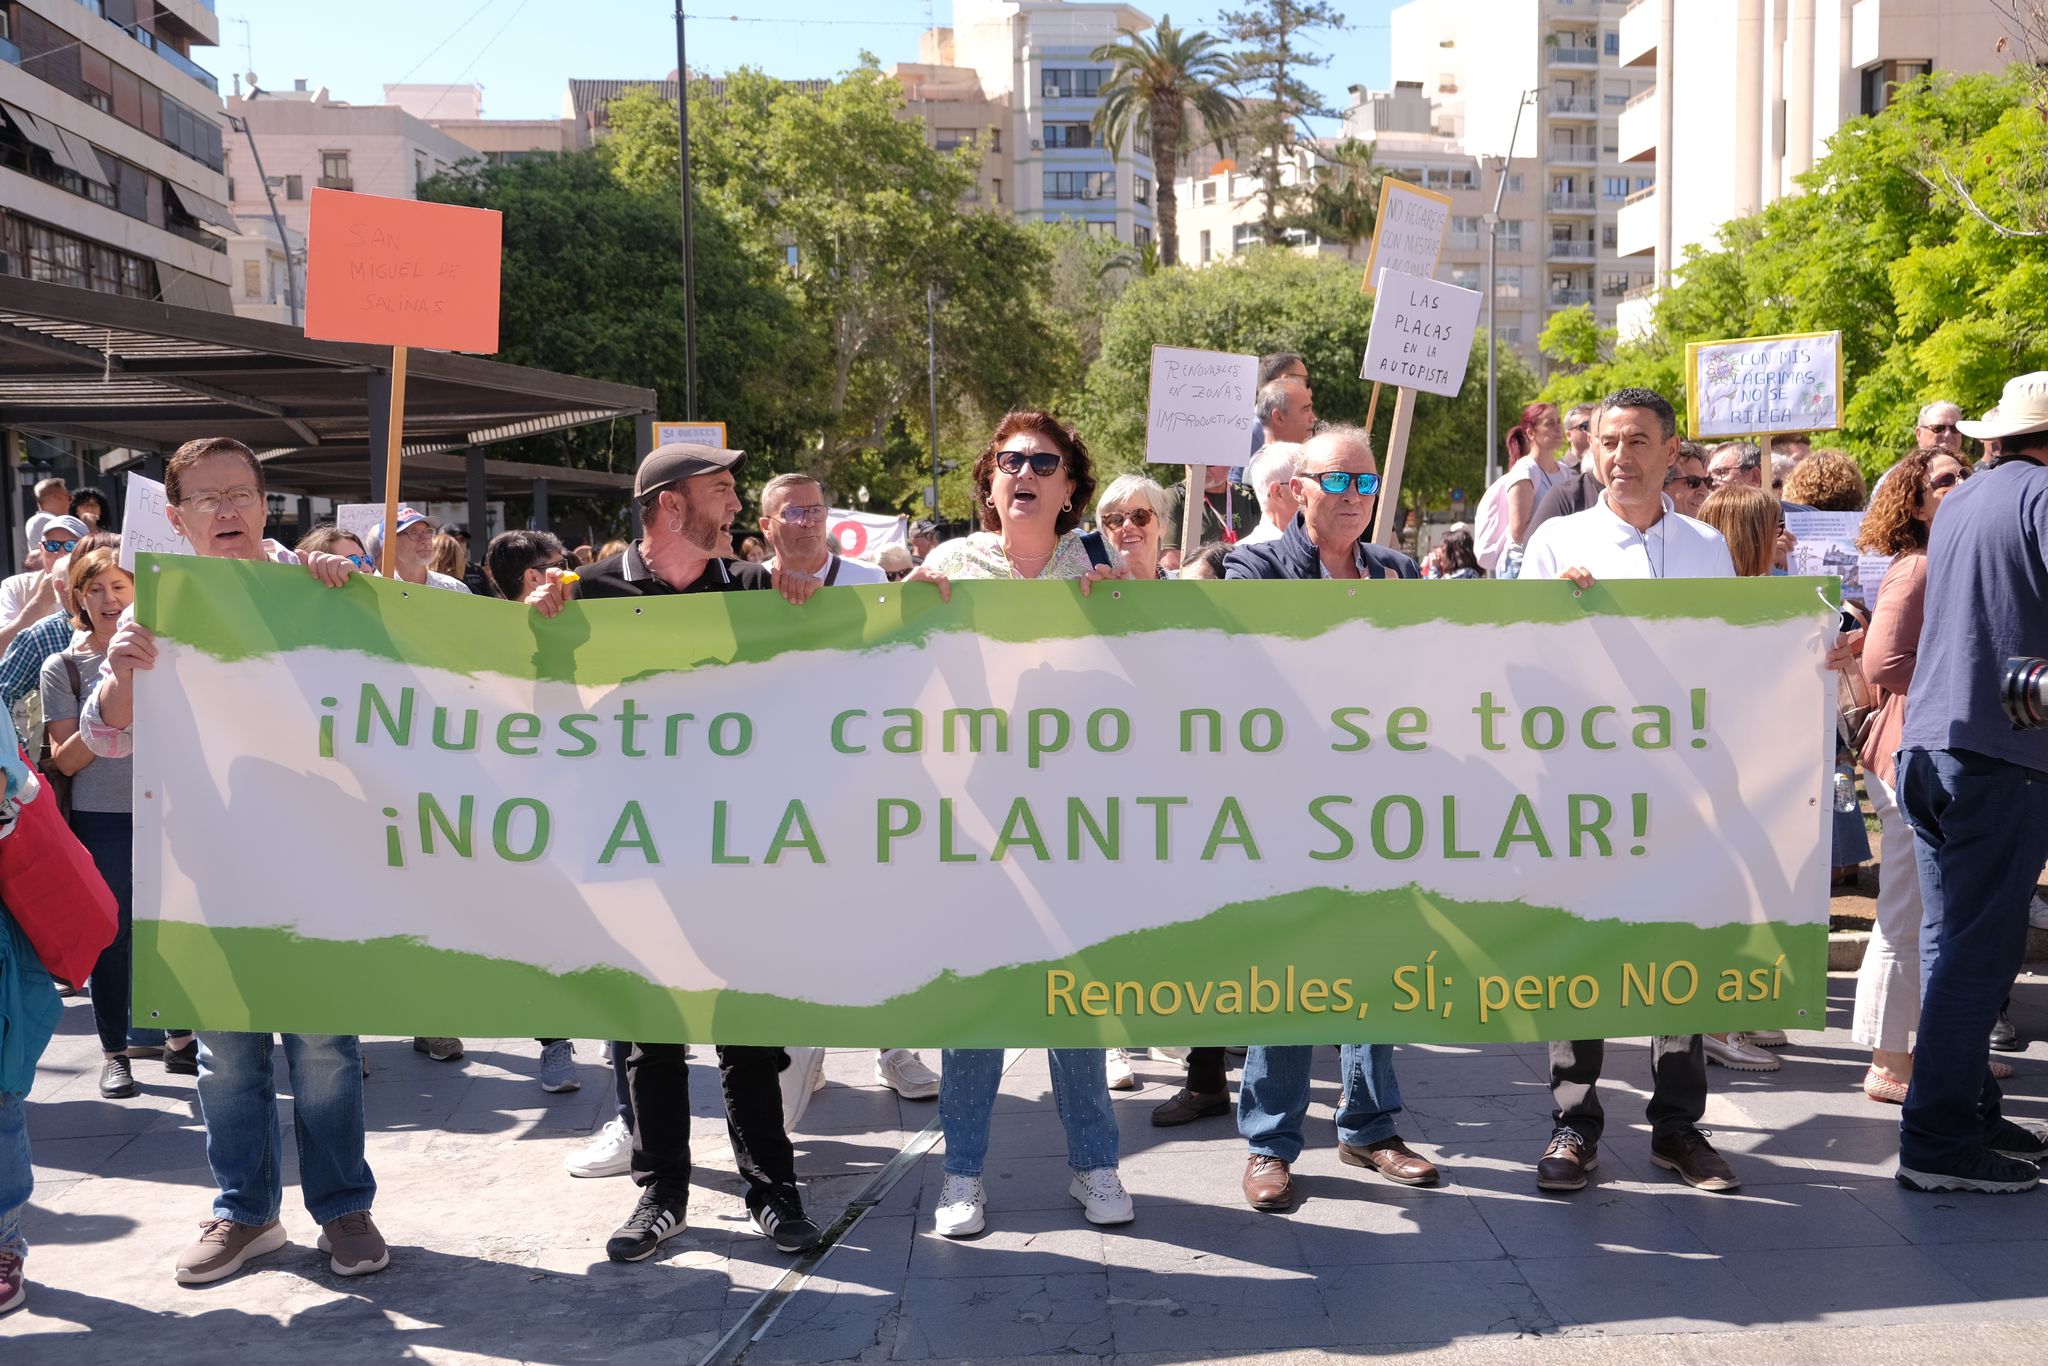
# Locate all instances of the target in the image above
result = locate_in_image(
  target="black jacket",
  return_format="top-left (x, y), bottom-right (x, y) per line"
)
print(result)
top-left (1223, 514), bottom-right (1421, 581)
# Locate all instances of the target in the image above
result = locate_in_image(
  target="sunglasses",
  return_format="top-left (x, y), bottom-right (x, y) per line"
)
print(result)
top-left (774, 504), bottom-right (829, 526)
top-left (41, 538), bottom-right (78, 554)
top-left (1306, 470), bottom-right (1382, 496)
top-left (1928, 468), bottom-right (1971, 491)
top-left (885, 568), bottom-right (911, 582)
top-left (1099, 509), bottom-right (1155, 530)
top-left (994, 450), bottom-right (1064, 478)
top-left (1666, 474), bottom-right (1711, 491)
top-left (344, 554), bottom-right (374, 570)
top-left (1922, 422), bottom-right (1960, 436)
top-left (1568, 421), bottom-right (1591, 433)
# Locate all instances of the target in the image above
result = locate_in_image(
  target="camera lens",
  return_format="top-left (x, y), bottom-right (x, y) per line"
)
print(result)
top-left (2003, 657), bottom-right (2048, 731)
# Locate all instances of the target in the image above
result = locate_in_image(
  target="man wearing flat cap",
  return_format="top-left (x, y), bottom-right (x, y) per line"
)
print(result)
top-left (1891, 372), bottom-right (2048, 1195)
top-left (525, 440), bottom-right (826, 1261)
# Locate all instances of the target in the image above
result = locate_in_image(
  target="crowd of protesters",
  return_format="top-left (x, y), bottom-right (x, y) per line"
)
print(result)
top-left (2, 359), bottom-right (2047, 1317)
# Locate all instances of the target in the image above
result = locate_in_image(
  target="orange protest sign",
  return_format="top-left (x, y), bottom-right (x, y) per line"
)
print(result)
top-left (304, 188), bottom-right (503, 353)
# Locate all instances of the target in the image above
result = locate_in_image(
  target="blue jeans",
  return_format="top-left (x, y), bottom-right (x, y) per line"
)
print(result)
top-left (939, 1049), bottom-right (1119, 1177)
top-left (196, 1033), bottom-right (375, 1226)
top-left (72, 810), bottom-right (164, 1055)
top-left (1898, 747), bottom-right (2048, 1170)
top-left (1239, 1044), bottom-right (1403, 1162)
top-left (0, 1091), bottom-right (28, 1257)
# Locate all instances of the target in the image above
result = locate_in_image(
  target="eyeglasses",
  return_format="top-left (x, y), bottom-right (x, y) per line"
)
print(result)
top-left (1568, 421), bottom-right (1591, 433)
top-left (1921, 422), bottom-right (1960, 436)
top-left (530, 556), bottom-right (575, 576)
top-left (994, 449), bottom-right (1064, 478)
top-left (41, 538), bottom-right (78, 554)
top-left (1665, 474), bottom-right (1711, 491)
top-left (1307, 470), bottom-right (1382, 496)
top-left (1928, 468), bottom-right (1971, 491)
top-left (774, 504), bottom-right (829, 526)
top-left (1099, 509), bottom-right (1155, 530)
top-left (885, 568), bottom-right (911, 582)
top-left (179, 486), bottom-right (262, 516)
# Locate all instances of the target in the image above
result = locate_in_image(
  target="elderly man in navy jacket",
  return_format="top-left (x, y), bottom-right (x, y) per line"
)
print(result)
top-left (1221, 425), bottom-right (1432, 1211)
top-left (1225, 425), bottom-right (1422, 583)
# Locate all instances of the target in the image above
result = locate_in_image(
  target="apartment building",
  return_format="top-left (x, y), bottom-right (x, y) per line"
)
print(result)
top-left (1391, 0), bottom-right (1654, 346)
top-left (386, 82), bottom-right (575, 165)
top-left (1615, 0), bottom-right (2014, 334)
top-left (0, 0), bottom-right (234, 308)
top-left (897, 1), bottom-right (1159, 246)
top-left (1173, 82), bottom-right (1548, 368)
top-left (223, 212), bottom-right (301, 325)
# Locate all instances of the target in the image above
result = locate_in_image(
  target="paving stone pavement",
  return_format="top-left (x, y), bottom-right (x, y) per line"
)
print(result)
top-left (4, 972), bottom-right (2048, 1364)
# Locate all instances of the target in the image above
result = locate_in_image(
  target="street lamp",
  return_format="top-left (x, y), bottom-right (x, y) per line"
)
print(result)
top-left (1484, 89), bottom-right (1540, 490)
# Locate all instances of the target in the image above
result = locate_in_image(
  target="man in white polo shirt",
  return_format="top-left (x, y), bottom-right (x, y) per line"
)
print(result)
top-left (1520, 387), bottom-right (1742, 1196)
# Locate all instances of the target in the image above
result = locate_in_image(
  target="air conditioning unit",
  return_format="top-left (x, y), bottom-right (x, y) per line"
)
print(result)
top-left (1030, 138), bottom-right (1042, 150)
top-left (1044, 84), bottom-right (1061, 98)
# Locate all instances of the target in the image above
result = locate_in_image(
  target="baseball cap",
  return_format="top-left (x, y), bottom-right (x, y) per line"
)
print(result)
top-left (635, 442), bottom-right (746, 500)
top-left (393, 506), bottom-right (432, 534)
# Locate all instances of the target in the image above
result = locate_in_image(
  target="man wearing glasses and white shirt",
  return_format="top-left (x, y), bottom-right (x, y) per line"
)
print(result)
top-left (1520, 388), bottom-right (1744, 1195)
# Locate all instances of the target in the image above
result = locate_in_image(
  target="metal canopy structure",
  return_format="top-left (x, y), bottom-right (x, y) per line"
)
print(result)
top-left (0, 275), bottom-right (657, 506)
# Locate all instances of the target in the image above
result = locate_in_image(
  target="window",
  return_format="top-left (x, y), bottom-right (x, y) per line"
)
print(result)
top-left (1602, 175), bottom-right (1629, 200)
top-left (991, 178), bottom-right (1002, 205)
top-left (1601, 223), bottom-right (1617, 248)
top-left (1602, 271), bottom-right (1629, 298)
top-left (1200, 228), bottom-right (1212, 264)
top-left (1133, 175), bottom-right (1150, 204)
top-left (322, 151), bottom-right (351, 180)
top-left (1499, 219), bottom-right (1524, 252)
top-left (1495, 266), bottom-right (1525, 299)
top-left (285, 175), bottom-right (303, 200)
top-left (1603, 31), bottom-right (1619, 56)
top-left (784, 243), bottom-right (799, 269)
top-left (1500, 322), bottom-right (1523, 346)
top-left (1603, 80), bottom-right (1629, 107)
top-left (1505, 172), bottom-right (1524, 193)
top-left (0, 209), bottom-right (155, 299)
top-left (1233, 222), bottom-right (1262, 251)
top-left (989, 129), bottom-right (1001, 153)
top-left (243, 259), bottom-right (261, 298)
top-left (1044, 170), bottom-right (1112, 200)
top-left (1135, 225), bottom-right (1152, 247)
top-left (1200, 181), bottom-right (1217, 204)
top-left (1041, 68), bottom-right (1106, 99)
top-left (935, 129), bottom-right (977, 153)
top-left (414, 154), bottom-right (428, 186)
top-left (1043, 122), bottom-right (1093, 149)
top-left (1449, 264), bottom-right (1482, 291)
top-left (1633, 175), bottom-right (1654, 192)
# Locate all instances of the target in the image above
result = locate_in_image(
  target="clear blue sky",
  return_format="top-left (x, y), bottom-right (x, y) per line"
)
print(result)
top-left (217, 1), bottom-right (1399, 126)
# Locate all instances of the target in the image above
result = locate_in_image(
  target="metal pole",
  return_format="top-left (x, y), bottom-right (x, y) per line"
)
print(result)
top-left (675, 3), bottom-right (699, 421)
top-left (1484, 91), bottom-right (1537, 489)
top-left (926, 283), bottom-right (941, 516)
top-left (230, 106), bottom-right (299, 327)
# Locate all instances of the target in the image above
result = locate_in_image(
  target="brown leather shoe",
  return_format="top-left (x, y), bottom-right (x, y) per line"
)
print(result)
top-left (1338, 1135), bottom-right (1440, 1186)
top-left (1649, 1127), bottom-right (1740, 1192)
top-left (1150, 1087), bottom-right (1230, 1127)
top-left (1536, 1126), bottom-right (1598, 1192)
top-left (1242, 1154), bottom-right (1294, 1211)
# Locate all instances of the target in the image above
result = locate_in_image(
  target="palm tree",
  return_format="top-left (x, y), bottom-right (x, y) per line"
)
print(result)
top-left (1091, 18), bottom-right (1242, 269)
top-left (1303, 138), bottom-right (1382, 261)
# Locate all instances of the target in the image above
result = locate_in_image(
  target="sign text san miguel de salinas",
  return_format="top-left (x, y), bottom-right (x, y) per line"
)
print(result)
top-left (133, 560), bottom-right (1834, 1047)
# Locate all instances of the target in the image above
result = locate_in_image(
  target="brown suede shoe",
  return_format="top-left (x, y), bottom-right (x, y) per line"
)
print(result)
top-left (1338, 1135), bottom-right (1441, 1186)
top-left (1649, 1127), bottom-right (1740, 1192)
top-left (1150, 1087), bottom-right (1230, 1127)
top-left (1242, 1154), bottom-right (1294, 1211)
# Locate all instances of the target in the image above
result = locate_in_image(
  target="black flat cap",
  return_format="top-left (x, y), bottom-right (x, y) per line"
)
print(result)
top-left (635, 442), bottom-right (747, 499)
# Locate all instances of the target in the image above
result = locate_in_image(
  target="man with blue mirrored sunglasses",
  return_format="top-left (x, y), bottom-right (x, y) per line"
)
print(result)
top-left (1224, 426), bottom-right (1418, 584)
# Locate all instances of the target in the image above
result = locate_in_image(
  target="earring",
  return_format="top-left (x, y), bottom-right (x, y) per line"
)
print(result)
top-left (666, 517), bottom-right (683, 534)
top-left (1063, 500), bottom-right (1073, 511)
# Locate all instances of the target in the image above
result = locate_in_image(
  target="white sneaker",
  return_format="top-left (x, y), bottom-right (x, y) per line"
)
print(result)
top-left (1703, 1034), bottom-right (1780, 1072)
top-left (2029, 893), bottom-right (2048, 931)
top-left (1106, 1049), bottom-right (1137, 1091)
top-left (538, 1040), bottom-right (581, 1093)
top-left (934, 1174), bottom-right (986, 1237)
top-left (876, 1048), bottom-right (940, 1100)
top-left (565, 1116), bottom-right (632, 1178)
top-left (1069, 1167), bottom-right (1135, 1226)
top-left (781, 1047), bottom-right (826, 1131)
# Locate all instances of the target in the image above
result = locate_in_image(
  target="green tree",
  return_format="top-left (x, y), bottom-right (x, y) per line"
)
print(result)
top-left (1091, 17), bottom-right (1243, 268)
top-left (1219, 0), bottom-right (1347, 244)
top-left (1301, 137), bottom-right (1382, 260)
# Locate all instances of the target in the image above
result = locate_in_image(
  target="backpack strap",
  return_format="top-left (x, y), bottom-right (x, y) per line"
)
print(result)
top-left (1079, 530), bottom-right (1113, 569)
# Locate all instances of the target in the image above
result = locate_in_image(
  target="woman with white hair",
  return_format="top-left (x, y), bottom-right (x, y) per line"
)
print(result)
top-left (1093, 473), bottom-right (1172, 581)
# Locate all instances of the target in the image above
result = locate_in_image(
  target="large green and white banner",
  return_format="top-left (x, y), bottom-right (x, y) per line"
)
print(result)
top-left (132, 558), bottom-right (1834, 1045)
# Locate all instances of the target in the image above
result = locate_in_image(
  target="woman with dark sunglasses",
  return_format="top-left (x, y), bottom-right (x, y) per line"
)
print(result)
top-left (908, 410), bottom-right (1134, 1240)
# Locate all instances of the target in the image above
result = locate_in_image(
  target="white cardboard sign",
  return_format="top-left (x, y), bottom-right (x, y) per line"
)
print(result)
top-left (336, 503), bottom-right (385, 551)
top-left (1144, 346), bottom-right (1259, 468)
top-left (1360, 177), bottom-right (1453, 295)
top-left (1359, 269), bottom-right (1483, 397)
top-left (118, 472), bottom-right (191, 572)
top-left (1685, 331), bottom-right (1844, 439)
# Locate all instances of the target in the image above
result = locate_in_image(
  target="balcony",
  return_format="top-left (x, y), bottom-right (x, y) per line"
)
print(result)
top-left (1548, 94), bottom-right (1597, 117)
top-left (1547, 240), bottom-right (1596, 261)
top-left (1618, 0), bottom-right (1658, 65)
top-left (1618, 84), bottom-right (1658, 161)
top-left (117, 19), bottom-right (219, 92)
top-left (1617, 183), bottom-right (1657, 257)
top-left (1547, 190), bottom-right (1596, 212)
top-left (1547, 41), bottom-right (1600, 66)
top-left (318, 176), bottom-right (354, 191)
top-left (1547, 144), bottom-right (1597, 164)
top-left (1549, 288), bottom-right (1595, 308)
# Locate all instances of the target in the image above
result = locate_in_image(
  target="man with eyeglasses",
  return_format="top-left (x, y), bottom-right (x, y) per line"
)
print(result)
top-left (365, 507), bottom-right (469, 595)
top-left (757, 474), bottom-right (887, 587)
top-left (1222, 426), bottom-right (1434, 1209)
top-left (1916, 400), bottom-right (1966, 457)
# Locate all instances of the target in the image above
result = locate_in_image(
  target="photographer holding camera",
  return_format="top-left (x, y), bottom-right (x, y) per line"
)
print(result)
top-left (1894, 372), bottom-right (2048, 1195)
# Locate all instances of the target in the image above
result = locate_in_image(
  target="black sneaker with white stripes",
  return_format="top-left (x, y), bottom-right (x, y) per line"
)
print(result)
top-left (606, 1189), bottom-right (687, 1262)
top-left (751, 1186), bottom-right (822, 1254)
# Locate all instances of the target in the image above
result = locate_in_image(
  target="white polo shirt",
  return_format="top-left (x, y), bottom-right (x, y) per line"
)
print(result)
top-left (1521, 490), bottom-right (1735, 582)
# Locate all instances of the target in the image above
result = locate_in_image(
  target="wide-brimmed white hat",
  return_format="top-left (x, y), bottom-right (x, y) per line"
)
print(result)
top-left (1959, 373), bottom-right (2048, 440)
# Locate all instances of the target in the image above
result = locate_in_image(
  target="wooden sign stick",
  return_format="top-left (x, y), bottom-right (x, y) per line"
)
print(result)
top-left (378, 344), bottom-right (409, 577)
top-left (1180, 464), bottom-right (1206, 562)
top-left (1364, 382), bottom-right (1383, 435)
top-left (1373, 386), bottom-right (1418, 548)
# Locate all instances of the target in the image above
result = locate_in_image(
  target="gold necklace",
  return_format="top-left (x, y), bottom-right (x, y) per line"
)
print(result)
top-left (1003, 543), bottom-right (1056, 579)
